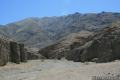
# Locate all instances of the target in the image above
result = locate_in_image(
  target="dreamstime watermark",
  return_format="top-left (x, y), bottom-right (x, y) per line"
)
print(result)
top-left (92, 75), bottom-right (120, 80)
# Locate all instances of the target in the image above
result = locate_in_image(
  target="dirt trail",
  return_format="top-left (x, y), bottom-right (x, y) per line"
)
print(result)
top-left (0, 60), bottom-right (120, 80)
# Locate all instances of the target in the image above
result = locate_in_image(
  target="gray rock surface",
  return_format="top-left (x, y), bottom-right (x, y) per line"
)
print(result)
top-left (0, 39), bottom-right (9, 66)
top-left (10, 41), bottom-right (20, 64)
top-left (26, 48), bottom-right (45, 60)
top-left (39, 22), bottom-right (120, 63)
top-left (39, 31), bottom-right (94, 59)
top-left (81, 23), bottom-right (120, 62)
top-left (19, 44), bottom-right (27, 62)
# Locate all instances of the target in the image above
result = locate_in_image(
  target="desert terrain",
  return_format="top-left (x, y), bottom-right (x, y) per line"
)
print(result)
top-left (0, 59), bottom-right (120, 80)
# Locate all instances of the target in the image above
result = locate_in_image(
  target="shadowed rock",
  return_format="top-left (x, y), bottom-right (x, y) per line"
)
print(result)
top-left (10, 41), bottom-right (20, 64)
top-left (80, 22), bottom-right (120, 62)
top-left (0, 39), bottom-right (9, 66)
top-left (39, 22), bottom-right (120, 63)
top-left (26, 48), bottom-right (45, 60)
top-left (19, 44), bottom-right (27, 62)
top-left (39, 31), bottom-right (94, 59)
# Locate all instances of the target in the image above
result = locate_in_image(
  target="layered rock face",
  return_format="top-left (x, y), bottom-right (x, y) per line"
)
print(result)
top-left (10, 42), bottom-right (21, 64)
top-left (80, 24), bottom-right (120, 62)
top-left (0, 36), bottom-right (45, 66)
top-left (0, 39), bottom-right (9, 66)
top-left (19, 44), bottom-right (27, 62)
top-left (0, 38), bottom-right (28, 66)
top-left (39, 22), bottom-right (120, 63)
top-left (26, 48), bottom-right (45, 60)
top-left (10, 42), bottom-right (27, 64)
top-left (68, 23), bottom-right (120, 62)
top-left (39, 31), bottom-right (94, 59)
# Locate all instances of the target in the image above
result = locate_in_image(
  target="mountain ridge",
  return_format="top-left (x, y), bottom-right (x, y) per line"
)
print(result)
top-left (1, 12), bottom-right (120, 48)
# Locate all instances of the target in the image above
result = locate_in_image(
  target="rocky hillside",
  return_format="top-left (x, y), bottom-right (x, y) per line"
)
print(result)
top-left (39, 31), bottom-right (94, 59)
top-left (39, 22), bottom-right (120, 63)
top-left (0, 38), bottom-right (9, 66)
top-left (1, 12), bottom-right (120, 48)
top-left (79, 22), bottom-right (120, 63)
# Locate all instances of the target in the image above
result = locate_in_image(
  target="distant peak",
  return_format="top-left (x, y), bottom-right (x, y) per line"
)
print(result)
top-left (74, 12), bottom-right (80, 15)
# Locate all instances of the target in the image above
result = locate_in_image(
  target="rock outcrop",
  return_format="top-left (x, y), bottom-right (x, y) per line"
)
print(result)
top-left (19, 44), bottom-right (27, 62)
top-left (10, 41), bottom-right (21, 64)
top-left (39, 31), bottom-right (94, 59)
top-left (39, 22), bottom-right (120, 63)
top-left (10, 41), bottom-right (28, 64)
top-left (67, 22), bottom-right (120, 62)
top-left (0, 39), bottom-right (9, 66)
top-left (26, 48), bottom-right (45, 60)
top-left (0, 37), bottom-right (28, 66)
top-left (80, 23), bottom-right (120, 62)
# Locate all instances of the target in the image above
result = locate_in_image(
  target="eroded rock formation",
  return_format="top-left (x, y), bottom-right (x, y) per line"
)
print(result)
top-left (39, 31), bottom-right (94, 59)
top-left (19, 44), bottom-right (27, 62)
top-left (80, 24), bottom-right (120, 62)
top-left (39, 22), bottom-right (120, 63)
top-left (10, 41), bottom-right (20, 64)
top-left (0, 38), bottom-right (28, 66)
top-left (0, 39), bottom-right (9, 66)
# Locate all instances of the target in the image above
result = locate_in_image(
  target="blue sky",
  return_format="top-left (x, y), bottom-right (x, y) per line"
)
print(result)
top-left (0, 0), bottom-right (120, 24)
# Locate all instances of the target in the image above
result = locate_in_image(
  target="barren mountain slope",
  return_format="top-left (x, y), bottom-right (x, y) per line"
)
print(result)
top-left (1, 12), bottom-right (120, 48)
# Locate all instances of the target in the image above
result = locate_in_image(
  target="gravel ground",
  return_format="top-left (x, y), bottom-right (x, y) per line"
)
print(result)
top-left (0, 59), bottom-right (120, 80)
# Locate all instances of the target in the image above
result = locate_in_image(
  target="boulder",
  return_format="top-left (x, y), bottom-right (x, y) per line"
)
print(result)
top-left (80, 24), bottom-right (120, 62)
top-left (65, 47), bottom-right (84, 62)
top-left (27, 52), bottom-right (44, 60)
top-left (19, 44), bottom-right (27, 62)
top-left (26, 48), bottom-right (45, 60)
top-left (10, 41), bottom-right (20, 64)
top-left (0, 39), bottom-right (9, 66)
top-left (0, 37), bottom-right (27, 66)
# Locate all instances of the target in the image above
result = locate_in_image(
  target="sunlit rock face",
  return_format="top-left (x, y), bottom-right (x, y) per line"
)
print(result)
top-left (0, 38), bottom-right (9, 66)
top-left (39, 22), bottom-right (120, 63)
top-left (80, 22), bottom-right (120, 62)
